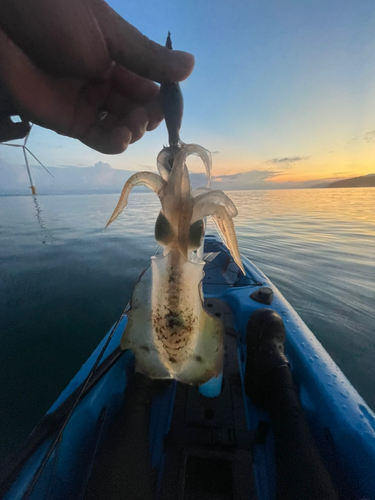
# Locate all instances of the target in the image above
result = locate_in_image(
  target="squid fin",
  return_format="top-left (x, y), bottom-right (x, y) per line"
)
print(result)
top-left (120, 266), bottom-right (171, 379)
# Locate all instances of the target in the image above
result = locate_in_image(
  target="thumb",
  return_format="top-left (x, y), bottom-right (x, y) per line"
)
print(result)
top-left (96, 1), bottom-right (195, 84)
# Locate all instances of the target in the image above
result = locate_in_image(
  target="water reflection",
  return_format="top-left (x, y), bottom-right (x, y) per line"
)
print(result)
top-left (32, 195), bottom-right (53, 245)
top-left (229, 188), bottom-right (375, 234)
top-left (220, 188), bottom-right (375, 413)
top-left (0, 189), bottom-right (374, 463)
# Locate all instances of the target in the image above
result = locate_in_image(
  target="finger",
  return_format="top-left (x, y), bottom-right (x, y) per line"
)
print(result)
top-left (101, 90), bottom-right (135, 118)
top-left (84, 65), bottom-right (160, 109)
top-left (0, 117), bottom-right (31, 142)
top-left (0, 0), bottom-right (195, 84)
top-left (0, 0), bottom-right (111, 79)
top-left (77, 109), bottom-right (145, 153)
top-left (106, 99), bottom-right (163, 138)
top-left (0, 28), bottom-right (165, 153)
top-left (144, 100), bottom-right (164, 131)
top-left (101, 88), bottom-right (163, 131)
top-left (0, 28), bottom-right (86, 134)
top-left (126, 107), bottom-right (149, 144)
top-left (80, 120), bottom-right (132, 154)
top-left (78, 100), bottom-right (163, 153)
top-left (97, 1), bottom-right (195, 84)
top-left (0, 80), bottom-right (19, 115)
top-left (94, 107), bottom-right (148, 144)
top-left (111, 64), bottom-right (159, 103)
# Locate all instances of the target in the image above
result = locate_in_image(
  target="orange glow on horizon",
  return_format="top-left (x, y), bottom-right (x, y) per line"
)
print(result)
top-left (209, 146), bottom-right (375, 184)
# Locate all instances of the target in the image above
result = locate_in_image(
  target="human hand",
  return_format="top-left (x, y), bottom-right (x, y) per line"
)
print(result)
top-left (0, 0), bottom-right (194, 153)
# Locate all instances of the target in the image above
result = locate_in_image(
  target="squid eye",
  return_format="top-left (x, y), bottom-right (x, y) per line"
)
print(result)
top-left (189, 219), bottom-right (204, 250)
top-left (155, 211), bottom-right (174, 246)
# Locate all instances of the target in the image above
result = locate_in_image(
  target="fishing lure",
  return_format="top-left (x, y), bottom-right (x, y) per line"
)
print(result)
top-left (106, 34), bottom-right (244, 384)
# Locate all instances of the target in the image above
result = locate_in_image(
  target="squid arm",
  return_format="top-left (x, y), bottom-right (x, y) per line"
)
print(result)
top-left (156, 143), bottom-right (212, 186)
top-left (106, 172), bottom-right (166, 228)
top-left (182, 143), bottom-right (212, 184)
top-left (192, 188), bottom-right (239, 256)
top-left (192, 200), bottom-right (245, 274)
top-left (192, 187), bottom-right (211, 196)
top-left (157, 147), bottom-right (174, 182)
top-left (192, 189), bottom-right (238, 218)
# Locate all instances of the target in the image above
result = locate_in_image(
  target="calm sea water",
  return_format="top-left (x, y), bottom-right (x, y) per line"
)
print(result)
top-left (0, 188), bottom-right (374, 463)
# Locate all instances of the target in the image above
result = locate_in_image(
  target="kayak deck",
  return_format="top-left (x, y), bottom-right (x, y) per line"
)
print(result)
top-left (1, 235), bottom-right (375, 499)
top-left (158, 298), bottom-right (257, 500)
top-left (84, 298), bottom-right (257, 500)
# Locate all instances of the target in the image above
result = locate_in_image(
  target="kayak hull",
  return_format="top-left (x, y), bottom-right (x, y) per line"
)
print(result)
top-left (1, 235), bottom-right (374, 499)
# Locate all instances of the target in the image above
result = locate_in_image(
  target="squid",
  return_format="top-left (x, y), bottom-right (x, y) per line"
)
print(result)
top-left (105, 34), bottom-right (244, 385)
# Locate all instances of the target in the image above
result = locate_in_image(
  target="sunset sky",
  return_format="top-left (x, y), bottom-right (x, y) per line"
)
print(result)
top-left (2, 0), bottom-right (375, 187)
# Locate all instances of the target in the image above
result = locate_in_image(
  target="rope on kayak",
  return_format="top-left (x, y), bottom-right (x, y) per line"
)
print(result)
top-left (22, 311), bottom-right (127, 500)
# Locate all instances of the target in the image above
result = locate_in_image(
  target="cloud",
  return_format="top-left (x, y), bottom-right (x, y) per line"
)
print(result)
top-left (58, 164), bottom-right (87, 169)
top-left (216, 170), bottom-right (280, 182)
top-left (346, 129), bottom-right (375, 145)
top-left (363, 130), bottom-right (375, 143)
top-left (0, 158), bottom-right (138, 194)
top-left (267, 156), bottom-right (310, 167)
top-left (208, 170), bottom-right (281, 190)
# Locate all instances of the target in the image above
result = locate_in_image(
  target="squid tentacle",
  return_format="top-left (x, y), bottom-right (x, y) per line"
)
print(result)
top-left (191, 201), bottom-right (245, 274)
top-left (192, 187), bottom-right (211, 197)
top-left (106, 139), bottom-right (244, 384)
top-left (157, 143), bottom-right (212, 188)
top-left (192, 189), bottom-right (238, 218)
top-left (165, 143), bottom-right (212, 185)
top-left (106, 172), bottom-right (166, 228)
top-left (181, 143), bottom-right (212, 184)
top-left (157, 147), bottom-right (175, 182)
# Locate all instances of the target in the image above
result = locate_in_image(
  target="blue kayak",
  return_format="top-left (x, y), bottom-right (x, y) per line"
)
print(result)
top-left (1, 234), bottom-right (374, 499)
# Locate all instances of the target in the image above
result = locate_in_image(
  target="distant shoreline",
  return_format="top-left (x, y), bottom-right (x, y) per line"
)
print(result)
top-left (1, 185), bottom-right (374, 196)
top-left (2, 158), bottom-right (374, 193)
top-left (325, 174), bottom-right (375, 189)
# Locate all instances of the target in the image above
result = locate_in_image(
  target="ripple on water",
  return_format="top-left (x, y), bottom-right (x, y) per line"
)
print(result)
top-left (0, 188), bottom-right (374, 462)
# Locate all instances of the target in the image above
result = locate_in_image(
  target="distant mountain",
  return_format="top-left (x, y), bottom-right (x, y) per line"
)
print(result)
top-left (326, 174), bottom-right (375, 189)
top-left (208, 171), bottom-right (328, 190)
top-left (310, 181), bottom-right (331, 189)
top-left (208, 171), bottom-right (343, 190)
